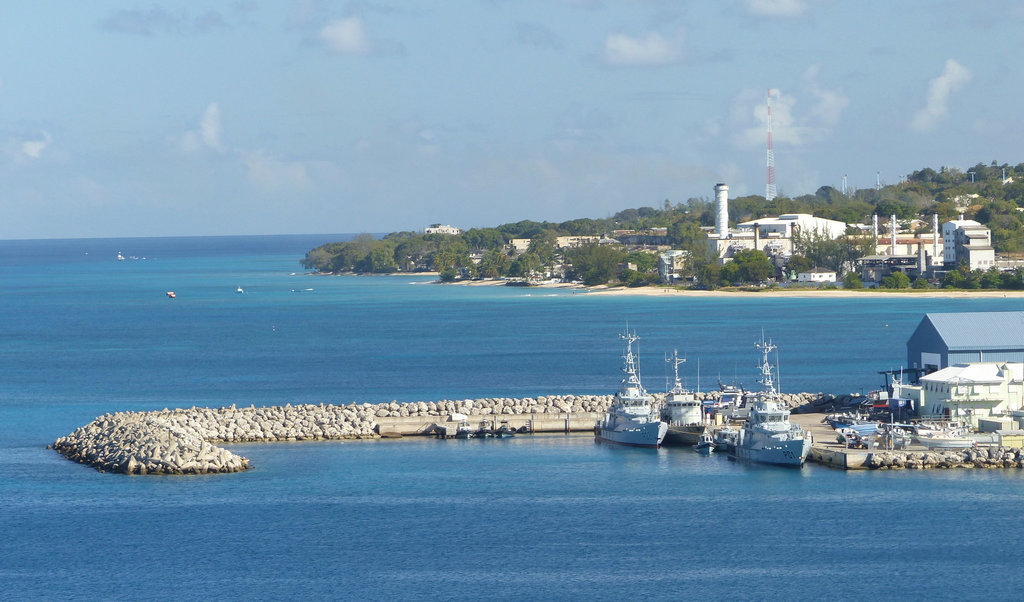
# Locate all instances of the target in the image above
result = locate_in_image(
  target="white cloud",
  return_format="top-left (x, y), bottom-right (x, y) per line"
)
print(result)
top-left (735, 78), bottom-right (847, 148)
top-left (21, 131), bottom-right (51, 159)
top-left (319, 17), bottom-right (371, 55)
top-left (602, 31), bottom-right (683, 66)
top-left (911, 59), bottom-right (972, 132)
top-left (200, 103), bottom-right (223, 151)
top-left (178, 102), bottom-right (224, 152)
top-left (243, 150), bottom-right (311, 191)
top-left (745, 0), bottom-right (808, 17)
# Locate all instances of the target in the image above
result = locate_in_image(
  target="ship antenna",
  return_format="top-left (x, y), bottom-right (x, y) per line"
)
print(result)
top-left (755, 331), bottom-right (778, 397)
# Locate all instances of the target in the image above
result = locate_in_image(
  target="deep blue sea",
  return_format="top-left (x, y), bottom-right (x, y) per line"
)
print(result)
top-left (3, 235), bottom-right (1024, 600)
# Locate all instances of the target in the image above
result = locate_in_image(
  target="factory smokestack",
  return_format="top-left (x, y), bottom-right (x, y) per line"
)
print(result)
top-left (715, 183), bottom-right (729, 238)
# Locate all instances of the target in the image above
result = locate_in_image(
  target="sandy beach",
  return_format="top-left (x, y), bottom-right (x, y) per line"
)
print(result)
top-left (457, 278), bottom-right (1024, 298)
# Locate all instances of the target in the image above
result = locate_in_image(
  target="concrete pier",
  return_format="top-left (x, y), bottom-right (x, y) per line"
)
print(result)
top-left (791, 412), bottom-right (1024, 470)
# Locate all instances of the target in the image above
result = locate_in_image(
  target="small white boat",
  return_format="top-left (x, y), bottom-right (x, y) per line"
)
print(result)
top-left (236, 286), bottom-right (244, 294)
top-left (916, 432), bottom-right (976, 449)
top-left (695, 432), bottom-right (715, 455)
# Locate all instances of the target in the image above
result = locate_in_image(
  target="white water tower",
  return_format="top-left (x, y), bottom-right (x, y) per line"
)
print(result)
top-left (714, 183), bottom-right (729, 238)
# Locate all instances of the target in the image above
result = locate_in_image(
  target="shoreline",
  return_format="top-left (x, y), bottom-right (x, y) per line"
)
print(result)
top-left (449, 277), bottom-right (1024, 299)
top-left (306, 272), bottom-right (1024, 298)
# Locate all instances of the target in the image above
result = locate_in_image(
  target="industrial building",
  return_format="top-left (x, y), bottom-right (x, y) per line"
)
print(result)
top-left (906, 311), bottom-right (1024, 373)
top-left (705, 183), bottom-right (848, 263)
top-left (942, 219), bottom-right (994, 270)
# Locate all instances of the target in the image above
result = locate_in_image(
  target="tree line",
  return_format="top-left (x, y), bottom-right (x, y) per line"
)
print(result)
top-left (301, 160), bottom-right (1024, 287)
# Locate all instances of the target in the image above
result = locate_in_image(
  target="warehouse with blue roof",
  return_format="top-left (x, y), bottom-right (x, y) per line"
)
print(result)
top-left (907, 311), bottom-right (1024, 373)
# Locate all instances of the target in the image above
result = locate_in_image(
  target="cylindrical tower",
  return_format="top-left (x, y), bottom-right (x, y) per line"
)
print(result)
top-left (891, 214), bottom-right (898, 255)
top-left (714, 183), bottom-right (729, 238)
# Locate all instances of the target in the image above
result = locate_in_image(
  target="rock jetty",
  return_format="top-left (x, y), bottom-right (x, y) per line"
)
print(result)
top-left (867, 447), bottom-right (1024, 470)
top-left (52, 390), bottom-right (823, 476)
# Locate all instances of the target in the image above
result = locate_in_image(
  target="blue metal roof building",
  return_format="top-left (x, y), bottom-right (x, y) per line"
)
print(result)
top-left (907, 311), bottom-right (1024, 372)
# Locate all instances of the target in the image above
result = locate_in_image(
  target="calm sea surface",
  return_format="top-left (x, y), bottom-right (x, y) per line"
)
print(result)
top-left (2, 235), bottom-right (1023, 600)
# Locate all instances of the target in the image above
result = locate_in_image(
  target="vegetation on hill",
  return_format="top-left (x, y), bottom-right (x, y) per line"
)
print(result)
top-left (301, 161), bottom-right (1024, 288)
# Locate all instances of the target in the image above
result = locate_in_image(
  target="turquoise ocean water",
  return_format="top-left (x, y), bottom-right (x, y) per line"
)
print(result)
top-left (2, 235), bottom-right (1024, 600)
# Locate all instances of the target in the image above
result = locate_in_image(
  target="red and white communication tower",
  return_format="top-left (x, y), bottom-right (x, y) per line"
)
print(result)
top-left (765, 90), bottom-right (776, 201)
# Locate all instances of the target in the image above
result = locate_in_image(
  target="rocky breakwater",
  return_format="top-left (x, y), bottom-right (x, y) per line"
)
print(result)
top-left (52, 402), bottom-right (380, 475)
top-left (867, 447), bottom-right (1024, 470)
top-left (52, 414), bottom-right (250, 475)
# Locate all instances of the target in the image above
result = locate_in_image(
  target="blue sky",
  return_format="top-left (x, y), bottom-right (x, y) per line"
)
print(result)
top-left (1, 0), bottom-right (1020, 239)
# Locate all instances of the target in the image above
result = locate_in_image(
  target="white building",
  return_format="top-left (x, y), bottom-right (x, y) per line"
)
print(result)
top-left (555, 235), bottom-right (600, 249)
top-left (898, 362), bottom-right (1024, 426)
top-left (508, 238), bottom-right (531, 254)
top-left (424, 224), bottom-right (463, 235)
top-left (738, 213), bottom-right (848, 241)
top-left (942, 219), bottom-right (994, 270)
top-left (796, 268), bottom-right (836, 283)
top-left (658, 249), bottom-right (689, 282)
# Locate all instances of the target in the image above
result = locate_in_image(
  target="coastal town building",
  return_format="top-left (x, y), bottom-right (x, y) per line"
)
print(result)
top-left (906, 311), bottom-right (1024, 373)
top-left (942, 219), bottom-right (994, 270)
top-left (855, 215), bottom-right (944, 284)
top-left (895, 362), bottom-right (1024, 426)
top-left (424, 224), bottom-right (463, 235)
top-left (704, 182), bottom-right (849, 264)
top-left (796, 268), bottom-right (836, 283)
top-left (658, 249), bottom-right (688, 283)
top-left (508, 238), bottom-right (531, 254)
top-left (555, 235), bottom-right (600, 249)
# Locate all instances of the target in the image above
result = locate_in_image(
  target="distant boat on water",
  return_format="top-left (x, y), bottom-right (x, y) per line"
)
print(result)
top-left (166, 291), bottom-right (176, 299)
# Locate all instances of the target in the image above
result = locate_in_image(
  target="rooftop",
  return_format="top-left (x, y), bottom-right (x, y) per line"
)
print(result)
top-left (919, 312), bottom-right (1024, 351)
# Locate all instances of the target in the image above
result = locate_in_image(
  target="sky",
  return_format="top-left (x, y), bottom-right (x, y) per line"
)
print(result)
top-left (1, 0), bottom-right (1022, 239)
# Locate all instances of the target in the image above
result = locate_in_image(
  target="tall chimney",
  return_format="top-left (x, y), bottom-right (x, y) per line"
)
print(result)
top-left (714, 183), bottom-right (729, 238)
top-left (891, 214), bottom-right (898, 255)
top-left (933, 214), bottom-right (939, 265)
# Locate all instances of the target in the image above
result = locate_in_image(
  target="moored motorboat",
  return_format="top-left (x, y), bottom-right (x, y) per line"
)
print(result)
top-left (454, 421), bottom-right (475, 439)
top-left (494, 420), bottom-right (516, 438)
top-left (695, 432), bottom-right (715, 455)
top-left (916, 432), bottom-right (976, 449)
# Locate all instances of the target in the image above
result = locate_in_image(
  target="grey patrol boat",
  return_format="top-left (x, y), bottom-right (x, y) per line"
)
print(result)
top-left (595, 330), bottom-right (668, 448)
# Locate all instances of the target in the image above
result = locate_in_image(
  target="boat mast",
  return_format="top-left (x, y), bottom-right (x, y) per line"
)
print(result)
top-left (620, 329), bottom-right (644, 393)
top-left (666, 349), bottom-right (686, 392)
top-left (755, 332), bottom-right (778, 398)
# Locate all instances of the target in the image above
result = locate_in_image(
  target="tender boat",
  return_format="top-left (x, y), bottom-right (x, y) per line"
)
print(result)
top-left (661, 349), bottom-right (705, 446)
top-left (454, 421), bottom-right (475, 439)
top-left (595, 329), bottom-right (668, 448)
top-left (732, 334), bottom-right (812, 467)
top-left (713, 426), bottom-right (739, 454)
top-left (494, 420), bottom-right (516, 438)
top-left (475, 420), bottom-right (495, 438)
top-left (695, 432), bottom-right (715, 455)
